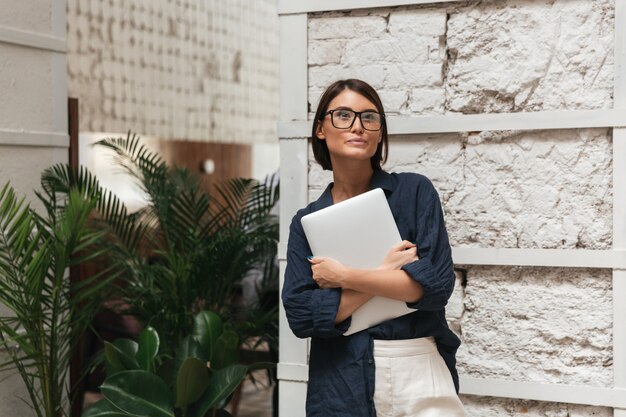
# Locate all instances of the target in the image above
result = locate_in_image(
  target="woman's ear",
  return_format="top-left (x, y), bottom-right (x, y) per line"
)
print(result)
top-left (315, 122), bottom-right (325, 140)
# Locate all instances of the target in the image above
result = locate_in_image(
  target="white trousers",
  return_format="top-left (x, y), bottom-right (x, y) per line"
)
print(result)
top-left (373, 337), bottom-right (465, 417)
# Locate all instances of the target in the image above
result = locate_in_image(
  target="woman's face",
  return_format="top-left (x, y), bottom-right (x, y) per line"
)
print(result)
top-left (316, 89), bottom-right (383, 167)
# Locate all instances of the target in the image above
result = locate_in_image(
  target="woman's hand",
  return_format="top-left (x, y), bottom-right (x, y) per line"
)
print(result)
top-left (309, 257), bottom-right (348, 289)
top-left (378, 240), bottom-right (418, 270)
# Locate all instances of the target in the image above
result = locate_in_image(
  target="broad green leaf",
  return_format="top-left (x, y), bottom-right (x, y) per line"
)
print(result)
top-left (188, 364), bottom-right (247, 417)
top-left (157, 357), bottom-right (176, 388)
top-left (175, 357), bottom-right (209, 407)
top-left (101, 370), bottom-right (174, 417)
top-left (175, 335), bottom-right (207, 383)
top-left (114, 338), bottom-right (140, 369)
top-left (193, 311), bottom-right (223, 360)
top-left (105, 339), bottom-right (140, 373)
top-left (137, 326), bottom-right (160, 372)
top-left (104, 342), bottom-right (127, 376)
top-left (82, 398), bottom-right (129, 417)
top-left (212, 331), bottom-right (239, 369)
top-left (176, 336), bottom-right (207, 366)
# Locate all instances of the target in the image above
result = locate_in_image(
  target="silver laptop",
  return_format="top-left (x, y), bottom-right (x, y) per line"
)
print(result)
top-left (301, 188), bottom-right (415, 336)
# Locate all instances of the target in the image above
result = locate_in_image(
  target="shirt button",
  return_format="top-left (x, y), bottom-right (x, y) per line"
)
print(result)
top-left (368, 359), bottom-right (373, 365)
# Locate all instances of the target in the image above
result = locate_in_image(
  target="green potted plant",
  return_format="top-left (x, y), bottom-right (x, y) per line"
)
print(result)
top-left (83, 310), bottom-right (272, 417)
top-left (0, 181), bottom-right (119, 417)
top-left (42, 133), bottom-right (279, 356)
top-left (42, 133), bottom-right (279, 413)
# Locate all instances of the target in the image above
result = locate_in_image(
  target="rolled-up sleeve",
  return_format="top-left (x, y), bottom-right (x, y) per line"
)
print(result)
top-left (401, 186), bottom-right (455, 311)
top-left (281, 214), bottom-right (351, 339)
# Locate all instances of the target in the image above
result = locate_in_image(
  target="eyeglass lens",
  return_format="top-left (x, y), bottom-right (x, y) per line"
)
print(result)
top-left (331, 110), bottom-right (382, 131)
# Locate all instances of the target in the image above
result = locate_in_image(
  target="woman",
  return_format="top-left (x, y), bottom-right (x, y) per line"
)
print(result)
top-left (281, 79), bottom-right (465, 417)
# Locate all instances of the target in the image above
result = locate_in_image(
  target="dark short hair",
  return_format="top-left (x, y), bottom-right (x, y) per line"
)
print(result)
top-left (311, 79), bottom-right (388, 171)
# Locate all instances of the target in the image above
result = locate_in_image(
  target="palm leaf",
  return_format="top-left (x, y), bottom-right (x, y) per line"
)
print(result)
top-left (0, 182), bottom-right (118, 417)
top-left (94, 132), bottom-right (167, 185)
top-left (41, 164), bottom-right (148, 254)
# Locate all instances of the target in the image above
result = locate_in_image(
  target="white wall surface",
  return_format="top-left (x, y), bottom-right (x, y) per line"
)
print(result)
top-left (0, 4), bottom-right (68, 200)
top-left (0, 43), bottom-right (61, 131)
top-left (0, 0), bottom-right (54, 34)
top-left (0, 146), bottom-right (69, 208)
top-left (66, 0), bottom-right (279, 144)
top-left (0, 0), bottom-right (69, 415)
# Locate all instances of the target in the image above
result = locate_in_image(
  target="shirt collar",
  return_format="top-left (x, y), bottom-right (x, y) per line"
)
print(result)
top-left (315, 170), bottom-right (393, 209)
top-left (370, 169), bottom-right (393, 192)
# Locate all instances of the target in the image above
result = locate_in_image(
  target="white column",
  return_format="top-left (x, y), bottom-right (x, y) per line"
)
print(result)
top-left (278, 12), bottom-right (309, 417)
top-left (614, 1), bottom-right (626, 417)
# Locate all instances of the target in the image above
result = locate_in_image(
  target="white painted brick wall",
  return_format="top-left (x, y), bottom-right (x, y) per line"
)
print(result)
top-left (308, 15), bottom-right (387, 40)
top-left (460, 266), bottom-right (612, 386)
top-left (386, 129), bottom-right (613, 250)
top-left (308, 0), bottom-right (613, 116)
top-left (307, 1), bottom-right (616, 414)
top-left (461, 396), bottom-right (612, 417)
top-left (447, 0), bottom-right (614, 114)
top-left (67, 0), bottom-right (279, 143)
top-left (308, 9), bottom-right (447, 114)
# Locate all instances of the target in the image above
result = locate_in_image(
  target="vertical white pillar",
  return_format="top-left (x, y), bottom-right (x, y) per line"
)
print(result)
top-left (52, 0), bottom-right (69, 136)
top-left (278, 12), bottom-right (309, 417)
top-left (614, 1), bottom-right (626, 417)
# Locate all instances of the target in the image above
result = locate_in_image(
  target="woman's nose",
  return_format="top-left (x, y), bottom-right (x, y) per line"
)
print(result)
top-left (350, 115), bottom-right (364, 133)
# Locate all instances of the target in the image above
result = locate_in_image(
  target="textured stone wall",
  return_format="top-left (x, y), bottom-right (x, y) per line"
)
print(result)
top-left (307, 0), bottom-right (615, 415)
top-left (67, 0), bottom-right (279, 143)
top-left (386, 130), bottom-right (613, 250)
top-left (308, 0), bottom-right (613, 115)
top-left (462, 397), bottom-right (612, 417)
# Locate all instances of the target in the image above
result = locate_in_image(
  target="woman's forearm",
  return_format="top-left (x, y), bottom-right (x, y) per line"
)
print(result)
top-left (341, 268), bottom-right (424, 303)
top-left (335, 289), bottom-right (372, 324)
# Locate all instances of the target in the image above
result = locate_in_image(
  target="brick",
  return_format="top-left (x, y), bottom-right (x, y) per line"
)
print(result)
top-left (409, 88), bottom-right (445, 114)
top-left (342, 37), bottom-right (434, 65)
top-left (383, 63), bottom-right (443, 89)
top-left (309, 64), bottom-right (386, 91)
top-left (388, 10), bottom-right (448, 36)
top-left (309, 15), bottom-right (388, 40)
top-left (377, 90), bottom-right (408, 114)
top-left (308, 40), bottom-right (344, 66)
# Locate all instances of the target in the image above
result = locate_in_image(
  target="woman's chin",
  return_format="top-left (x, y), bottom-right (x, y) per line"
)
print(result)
top-left (333, 152), bottom-right (375, 164)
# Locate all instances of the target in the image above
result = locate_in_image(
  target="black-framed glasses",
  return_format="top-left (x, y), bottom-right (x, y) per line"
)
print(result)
top-left (323, 109), bottom-right (384, 131)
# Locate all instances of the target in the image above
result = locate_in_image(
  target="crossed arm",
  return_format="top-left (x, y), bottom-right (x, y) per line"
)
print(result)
top-left (309, 241), bottom-right (424, 324)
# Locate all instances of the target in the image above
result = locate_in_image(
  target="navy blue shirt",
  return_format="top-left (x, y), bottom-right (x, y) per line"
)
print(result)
top-left (282, 170), bottom-right (460, 417)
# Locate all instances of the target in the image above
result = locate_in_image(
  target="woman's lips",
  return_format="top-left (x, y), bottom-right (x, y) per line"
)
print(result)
top-left (346, 137), bottom-right (367, 145)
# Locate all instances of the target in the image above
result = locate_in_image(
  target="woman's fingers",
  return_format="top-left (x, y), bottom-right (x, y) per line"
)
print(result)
top-left (309, 257), bottom-right (345, 289)
top-left (390, 240), bottom-right (410, 251)
top-left (402, 240), bottom-right (416, 249)
top-left (393, 240), bottom-right (416, 251)
top-left (308, 256), bottom-right (324, 264)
